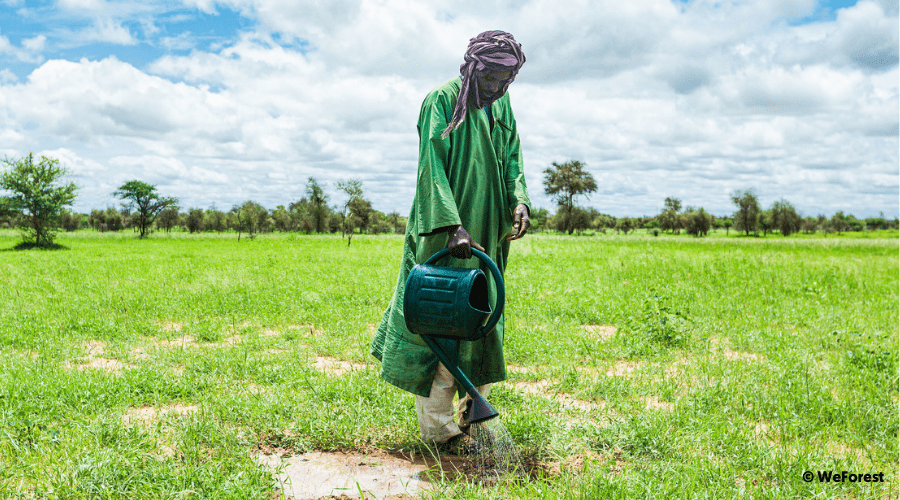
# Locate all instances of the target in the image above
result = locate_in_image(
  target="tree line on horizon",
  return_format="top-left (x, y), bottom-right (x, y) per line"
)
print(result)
top-left (1, 154), bottom-right (897, 248)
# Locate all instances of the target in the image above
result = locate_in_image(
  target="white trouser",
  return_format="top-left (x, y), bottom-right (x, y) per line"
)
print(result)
top-left (415, 362), bottom-right (491, 443)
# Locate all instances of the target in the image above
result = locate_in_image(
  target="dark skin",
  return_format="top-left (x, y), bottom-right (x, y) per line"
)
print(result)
top-left (477, 69), bottom-right (512, 102)
top-left (446, 203), bottom-right (530, 259)
top-left (446, 68), bottom-right (530, 259)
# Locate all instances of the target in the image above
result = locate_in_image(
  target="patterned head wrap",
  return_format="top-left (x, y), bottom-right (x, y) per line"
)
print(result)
top-left (441, 30), bottom-right (526, 139)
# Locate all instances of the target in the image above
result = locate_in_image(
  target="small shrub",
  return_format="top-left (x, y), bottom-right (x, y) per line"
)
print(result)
top-left (623, 286), bottom-right (693, 354)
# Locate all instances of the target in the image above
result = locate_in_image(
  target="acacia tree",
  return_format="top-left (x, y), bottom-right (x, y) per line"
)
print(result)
top-left (615, 217), bottom-right (635, 235)
top-left (156, 206), bottom-right (181, 233)
top-left (684, 207), bottom-right (712, 236)
top-left (337, 179), bottom-right (365, 246)
top-left (757, 209), bottom-right (773, 236)
top-left (543, 160), bottom-right (597, 234)
top-left (114, 180), bottom-right (177, 238)
top-left (731, 189), bottom-right (760, 236)
top-left (306, 177), bottom-right (330, 233)
top-left (830, 211), bottom-right (848, 234)
top-left (184, 208), bottom-right (204, 233)
top-left (203, 207), bottom-right (226, 232)
top-left (0, 153), bottom-right (78, 247)
top-left (771, 199), bottom-right (802, 236)
top-left (230, 201), bottom-right (268, 240)
top-left (657, 197), bottom-right (683, 233)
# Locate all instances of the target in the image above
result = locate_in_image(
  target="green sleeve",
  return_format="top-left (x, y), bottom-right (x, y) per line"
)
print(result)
top-left (415, 89), bottom-right (462, 236)
top-left (503, 103), bottom-right (531, 214)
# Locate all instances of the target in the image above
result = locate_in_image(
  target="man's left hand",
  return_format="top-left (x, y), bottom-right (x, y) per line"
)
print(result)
top-left (507, 204), bottom-right (530, 241)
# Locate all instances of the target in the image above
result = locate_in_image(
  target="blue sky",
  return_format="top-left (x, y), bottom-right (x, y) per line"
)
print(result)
top-left (1, 3), bottom-right (253, 80)
top-left (0, 0), bottom-right (897, 217)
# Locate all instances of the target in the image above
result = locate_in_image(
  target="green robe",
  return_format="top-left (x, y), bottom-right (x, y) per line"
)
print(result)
top-left (370, 77), bottom-right (531, 397)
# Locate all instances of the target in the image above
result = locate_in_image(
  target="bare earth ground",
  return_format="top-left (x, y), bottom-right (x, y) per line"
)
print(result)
top-left (257, 449), bottom-right (468, 499)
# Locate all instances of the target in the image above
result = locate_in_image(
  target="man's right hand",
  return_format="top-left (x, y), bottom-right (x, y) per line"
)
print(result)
top-left (447, 225), bottom-right (485, 259)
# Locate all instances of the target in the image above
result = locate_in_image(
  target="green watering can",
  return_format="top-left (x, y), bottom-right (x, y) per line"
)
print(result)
top-left (404, 248), bottom-right (505, 424)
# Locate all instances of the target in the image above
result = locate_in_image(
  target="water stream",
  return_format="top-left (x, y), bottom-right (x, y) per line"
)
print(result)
top-left (469, 417), bottom-right (526, 483)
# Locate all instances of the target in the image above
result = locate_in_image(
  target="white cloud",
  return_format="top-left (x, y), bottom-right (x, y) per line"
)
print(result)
top-left (0, 30), bottom-right (46, 64)
top-left (0, 69), bottom-right (17, 83)
top-left (0, 0), bottom-right (895, 217)
top-left (21, 35), bottom-right (46, 53)
top-left (87, 18), bottom-right (137, 45)
top-left (57, 0), bottom-right (107, 10)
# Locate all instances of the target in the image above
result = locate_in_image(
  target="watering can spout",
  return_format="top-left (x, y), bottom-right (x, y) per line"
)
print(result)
top-left (466, 391), bottom-right (499, 424)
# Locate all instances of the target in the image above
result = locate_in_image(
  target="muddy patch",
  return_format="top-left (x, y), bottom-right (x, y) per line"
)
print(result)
top-left (311, 356), bottom-right (369, 376)
top-left (260, 450), bottom-right (435, 499)
top-left (259, 447), bottom-right (540, 499)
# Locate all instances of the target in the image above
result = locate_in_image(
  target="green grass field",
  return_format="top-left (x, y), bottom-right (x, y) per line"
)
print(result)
top-left (0, 229), bottom-right (897, 499)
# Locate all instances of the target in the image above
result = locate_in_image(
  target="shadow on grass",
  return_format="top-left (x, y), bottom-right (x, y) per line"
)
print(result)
top-left (1, 241), bottom-right (69, 251)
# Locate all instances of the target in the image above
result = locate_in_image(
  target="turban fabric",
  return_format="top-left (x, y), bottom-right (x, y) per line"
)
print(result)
top-left (441, 30), bottom-right (526, 139)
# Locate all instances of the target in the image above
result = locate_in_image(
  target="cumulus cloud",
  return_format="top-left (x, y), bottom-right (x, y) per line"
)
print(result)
top-left (0, 30), bottom-right (46, 64)
top-left (0, 0), bottom-right (896, 217)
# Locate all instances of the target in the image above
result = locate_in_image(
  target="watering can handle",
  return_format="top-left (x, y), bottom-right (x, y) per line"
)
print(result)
top-left (424, 248), bottom-right (505, 337)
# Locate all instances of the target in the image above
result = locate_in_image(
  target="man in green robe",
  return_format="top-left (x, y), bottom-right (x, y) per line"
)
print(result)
top-left (370, 31), bottom-right (532, 447)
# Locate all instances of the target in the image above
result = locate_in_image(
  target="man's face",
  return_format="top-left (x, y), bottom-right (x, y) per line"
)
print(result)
top-left (477, 69), bottom-right (513, 102)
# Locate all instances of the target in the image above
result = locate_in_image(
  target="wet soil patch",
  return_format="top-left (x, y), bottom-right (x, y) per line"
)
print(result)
top-left (258, 447), bottom-right (549, 499)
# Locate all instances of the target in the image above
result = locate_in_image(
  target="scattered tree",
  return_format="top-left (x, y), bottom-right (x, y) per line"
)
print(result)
top-left (615, 217), bottom-right (636, 235)
top-left (306, 177), bottom-right (330, 233)
top-left (384, 211), bottom-right (408, 234)
top-left (663, 197), bottom-right (682, 213)
top-left (757, 209), bottom-right (773, 236)
top-left (543, 160), bottom-right (598, 234)
top-left (184, 208), bottom-right (204, 233)
top-left (655, 197), bottom-right (683, 233)
top-left (60, 210), bottom-right (87, 231)
top-left (731, 189), bottom-right (760, 236)
top-left (593, 213), bottom-right (616, 234)
top-left (337, 179), bottom-right (365, 246)
top-left (114, 180), bottom-right (177, 238)
top-left (770, 199), bottom-right (802, 236)
top-left (231, 200), bottom-right (268, 240)
top-left (204, 207), bottom-right (226, 232)
top-left (0, 153), bottom-right (78, 247)
top-left (845, 213), bottom-right (863, 232)
top-left (830, 211), bottom-right (848, 234)
top-left (801, 216), bottom-right (818, 234)
top-left (272, 205), bottom-right (293, 232)
top-left (684, 208), bottom-right (712, 236)
top-left (105, 207), bottom-right (124, 231)
top-left (157, 206), bottom-right (182, 233)
top-left (865, 213), bottom-right (888, 231)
